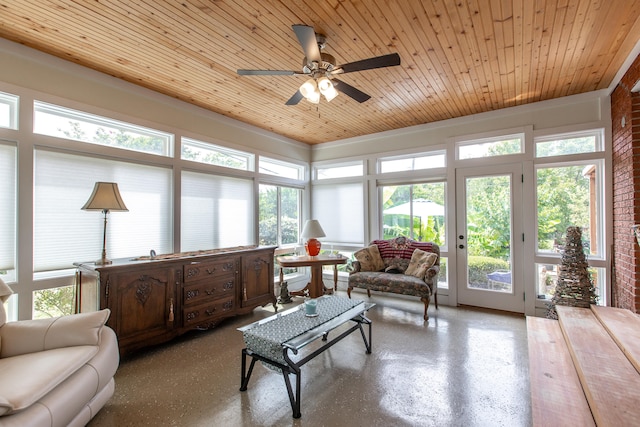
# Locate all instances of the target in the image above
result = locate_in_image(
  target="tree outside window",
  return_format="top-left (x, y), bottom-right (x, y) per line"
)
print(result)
top-left (259, 185), bottom-right (300, 247)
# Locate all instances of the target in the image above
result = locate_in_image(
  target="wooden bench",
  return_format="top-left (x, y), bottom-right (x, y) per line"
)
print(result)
top-left (527, 305), bottom-right (640, 426)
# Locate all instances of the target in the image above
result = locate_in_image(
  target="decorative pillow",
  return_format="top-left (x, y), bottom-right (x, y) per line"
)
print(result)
top-left (354, 244), bottom-right (385, 271)
top-left (405, 249), bottom-right (438, 280)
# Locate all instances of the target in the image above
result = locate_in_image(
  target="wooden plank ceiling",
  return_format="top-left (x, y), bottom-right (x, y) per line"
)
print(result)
top-left (1, 0), bottom-right (640, 145)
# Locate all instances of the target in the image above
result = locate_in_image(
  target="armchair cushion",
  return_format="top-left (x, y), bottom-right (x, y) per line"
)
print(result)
top-left (405, 249), bottom-right (438, 280)
top-left (0, 346), bottom-right (98, 416)
top-left (354, 244), bottom-right (385, 272)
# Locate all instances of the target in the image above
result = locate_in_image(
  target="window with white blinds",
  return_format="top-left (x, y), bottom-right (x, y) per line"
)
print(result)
top-left (33, 149), bottom-right (173, 272)
top-left (0, 142), bottom-right (16, 276)
top-left (312, 182), bottom-right (364, 245)
top-left (181, 171), bottom-right (254, 251)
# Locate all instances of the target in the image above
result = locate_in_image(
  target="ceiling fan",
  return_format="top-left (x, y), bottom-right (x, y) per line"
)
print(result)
top-left (237, 24), bottom-right (401, 105)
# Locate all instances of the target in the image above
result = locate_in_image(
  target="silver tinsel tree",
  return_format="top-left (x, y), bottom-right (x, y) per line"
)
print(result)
top-left (546, 226), bottom-right (597, 319)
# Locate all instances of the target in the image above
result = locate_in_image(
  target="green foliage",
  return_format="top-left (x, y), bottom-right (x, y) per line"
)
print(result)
top-left (382, 183), bottom-right (445, 245)
top-left (33, 286), bottom-right (75, 319)
top-left (536, 166), bottom-right (590, 248)
top-left (466, 175), bottom-right (511, 260)
top-left (468, 256), bottom-right (510, 286)
top-left (438, 257), bottom-right (447, 284)
top-left (62, 121), bottom-right (165, 155)
top-left (259, 216), bottom-right (298, 246)
top-left (94, 128), bottom-right (164, 154)
top-left (181, 145), bottom-right (246, 169)
top-left (258, 185), bottom-right (299, 245)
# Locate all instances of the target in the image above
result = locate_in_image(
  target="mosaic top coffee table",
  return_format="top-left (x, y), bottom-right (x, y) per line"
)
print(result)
top-left (238, 295), bottom-right (375, 418)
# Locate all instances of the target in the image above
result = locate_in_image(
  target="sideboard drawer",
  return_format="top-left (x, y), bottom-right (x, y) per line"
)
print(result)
top-left (183, 295), bottom-right (235, 327)
top-left (183, 257), bottom-right (238, 283)
top-left (183, 277), bottom-right (236, 306)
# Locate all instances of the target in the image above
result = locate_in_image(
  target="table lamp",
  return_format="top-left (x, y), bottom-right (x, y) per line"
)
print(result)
top-left (301, 219), bottom-right (325, 256)
top-left (82, 182), bottom-right (128, 265)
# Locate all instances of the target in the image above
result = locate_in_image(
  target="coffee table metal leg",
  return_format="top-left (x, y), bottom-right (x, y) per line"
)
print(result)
top-left (239, 348), bottom-right (257, 391)
top-left (357, 314), bottom-right (373, 354)
top-left (283, 351), bottom-right (302, 418)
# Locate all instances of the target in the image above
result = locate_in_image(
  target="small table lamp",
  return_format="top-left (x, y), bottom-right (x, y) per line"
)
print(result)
top-left (82, 182), bottom-right (128, 265)
top-left (301, 219), bottom-right (326, 256)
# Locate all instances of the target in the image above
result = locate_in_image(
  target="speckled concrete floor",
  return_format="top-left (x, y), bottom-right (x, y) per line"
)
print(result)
top-left (89, 291), bottom-right (531, 427)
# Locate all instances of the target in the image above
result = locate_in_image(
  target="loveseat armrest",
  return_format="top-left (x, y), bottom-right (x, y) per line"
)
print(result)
top-left (0, 309), bottom-right (111, 358)
top-left (425, 264), bottom-right (440, 281)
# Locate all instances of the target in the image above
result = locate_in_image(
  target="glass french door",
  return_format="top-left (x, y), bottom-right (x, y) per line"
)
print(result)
top-left (455, 164), bottom-right (524, 313)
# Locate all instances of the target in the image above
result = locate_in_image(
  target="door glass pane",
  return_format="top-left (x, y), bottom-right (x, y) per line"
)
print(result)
top-left (466, 175), bottom-right (512, 292)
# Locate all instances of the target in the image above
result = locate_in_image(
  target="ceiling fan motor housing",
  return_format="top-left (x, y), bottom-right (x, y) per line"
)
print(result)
top-left (302, 52), bottom-right (336, 75)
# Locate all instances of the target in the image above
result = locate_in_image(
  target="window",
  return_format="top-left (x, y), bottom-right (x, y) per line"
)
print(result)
top-left (381, 182), bottom-right (446, 245)
top-left (457, 133), bottom-right (524, 160)
top-left (379, 152), bottom-right (445, 173)
top-left (33, 149), bottom-right (173, 273)
top-left (181, 171), bottom-right (254, 250)
top-left (534, 128), bottom-right (606, 304)
top-left (33, 101), bottom-right (173, 156)
top-left (0, 141), bottom-right (16, 281)
top-left (182, 137), bottom-right (254, 171)
top-left (536, 162), bottom-right (603, 256)
top-left (259, 156), bottom-right (304, 180)
top-left (259, 184), bottom-right (300, 247)
top-left (312, 183), bottom-right (364, 246)
top-left (316, 161), bottom-right (363, 179)
top-left (0, 91), bottom-right (18, 129)
top-left (536, 131), bottom-right (603, 158)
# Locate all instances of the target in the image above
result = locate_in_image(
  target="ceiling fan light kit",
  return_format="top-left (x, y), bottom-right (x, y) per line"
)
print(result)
top-left (237, 24), bottom-right (401, 105)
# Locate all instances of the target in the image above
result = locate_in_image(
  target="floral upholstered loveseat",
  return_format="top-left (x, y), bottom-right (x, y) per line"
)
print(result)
top-left (347, 236), bottom-right (440, 320)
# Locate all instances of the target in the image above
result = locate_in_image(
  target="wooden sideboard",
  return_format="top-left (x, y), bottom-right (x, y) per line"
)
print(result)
top-left (75, 245), bottom-right (277, 355)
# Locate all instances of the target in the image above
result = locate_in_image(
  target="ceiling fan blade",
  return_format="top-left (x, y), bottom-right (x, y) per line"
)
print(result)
top-left (285, 90), bottom-right (304, 105)
top-left (332, 79), bottom-right (371, 103)
top-left (292, 24), bottom-right (321, 63)
top-left (335, 53), bottom-right (401, 74)
top-left (237, 69), bottom-right (298, 76)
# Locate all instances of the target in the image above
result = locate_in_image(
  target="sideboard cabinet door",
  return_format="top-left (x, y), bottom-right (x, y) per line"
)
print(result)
top-left (107, 266), bottom-right (179, 352)
top-left (241, 248), bottom-right (276, 310)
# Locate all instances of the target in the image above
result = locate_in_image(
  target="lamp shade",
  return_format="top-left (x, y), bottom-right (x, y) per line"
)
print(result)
top-left (82, 182), bottom-right (129, 212)
top-left (301, 220), bottom-right (326, 239)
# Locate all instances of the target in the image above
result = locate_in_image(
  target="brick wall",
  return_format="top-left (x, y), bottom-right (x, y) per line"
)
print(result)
top-left (611, 54), bottom-right (640, 312)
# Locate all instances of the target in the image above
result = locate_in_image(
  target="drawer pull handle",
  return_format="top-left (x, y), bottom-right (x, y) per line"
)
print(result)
top-left (205, 308), bottom-right (216, 316)
top-left (206, 268), bottom-right (216, 274)
top-left (205, 288), bottom-right (216, 295)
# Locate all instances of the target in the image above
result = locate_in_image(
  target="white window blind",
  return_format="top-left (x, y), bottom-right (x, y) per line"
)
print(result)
top-left (0, 142), bottom-right (16, 272)
top-left (34, 150), bottom-right (173, 272)
top-left (312, 183), bottom-right (364, 245)
top-left (181, 171), bottom-right (254, 251)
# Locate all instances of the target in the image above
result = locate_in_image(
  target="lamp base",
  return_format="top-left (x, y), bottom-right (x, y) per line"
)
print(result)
top-left (95, 257), bottom-right (112, 265)
top-left (305, 238), bottom-right (321, 256)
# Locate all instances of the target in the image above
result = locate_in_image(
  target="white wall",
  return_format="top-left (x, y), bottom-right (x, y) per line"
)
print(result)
top-left (312, 91), bottom-right (608, 161)
top-left (0, 38), bottom-right (310, 162)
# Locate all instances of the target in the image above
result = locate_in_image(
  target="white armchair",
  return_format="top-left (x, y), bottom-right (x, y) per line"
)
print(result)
top-left (0, 280), bottom-right (119, 427)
